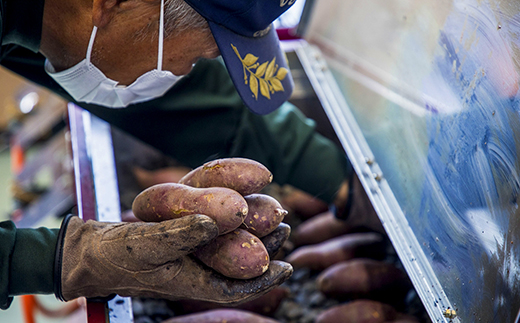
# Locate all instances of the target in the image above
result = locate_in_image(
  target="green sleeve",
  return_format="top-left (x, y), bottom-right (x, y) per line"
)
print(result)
top-left (0, 221), bottom-right (58, 309)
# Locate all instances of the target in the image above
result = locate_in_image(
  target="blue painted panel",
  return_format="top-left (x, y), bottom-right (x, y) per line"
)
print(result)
top-left (304, 0), bottom-right (520, 321)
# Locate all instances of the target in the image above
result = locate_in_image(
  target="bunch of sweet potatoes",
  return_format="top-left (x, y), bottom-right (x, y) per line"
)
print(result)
top-left (132, 158), bottom-right (288, 280)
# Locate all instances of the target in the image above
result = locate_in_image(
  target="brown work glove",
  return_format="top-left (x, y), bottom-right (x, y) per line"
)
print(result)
top-left (54, 214), bottom-right (292, 305)
top-left (332, 172), bottom-right (384, 234)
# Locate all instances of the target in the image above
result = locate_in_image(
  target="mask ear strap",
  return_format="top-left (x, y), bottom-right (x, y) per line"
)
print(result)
top-left (86, 6), bottom-right (162, 68)
top-left (86, 26), bottom-right (98, 64)
top-left (157, 0), bottom-right (165, 71)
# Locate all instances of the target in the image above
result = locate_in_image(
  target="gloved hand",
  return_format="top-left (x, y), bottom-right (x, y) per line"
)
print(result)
top-left (54, 214), bottom-right (292, 305)
top-left (332, 173), bottom-right (384, 234)
top-left (292, 173), bottom-right (386, 246)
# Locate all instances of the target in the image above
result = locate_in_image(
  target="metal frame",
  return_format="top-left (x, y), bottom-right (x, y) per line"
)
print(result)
top-left (68, 103), bottom-right (133, 323)
top-left (294, 40), bottom-right (459, 323)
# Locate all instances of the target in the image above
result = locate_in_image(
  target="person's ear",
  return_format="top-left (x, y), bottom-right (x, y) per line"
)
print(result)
top-left (92, 0), bottom-right (120, 28)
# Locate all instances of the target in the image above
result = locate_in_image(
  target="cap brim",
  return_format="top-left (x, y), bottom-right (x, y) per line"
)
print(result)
top-left (208, 21), bottom-right (294, 115)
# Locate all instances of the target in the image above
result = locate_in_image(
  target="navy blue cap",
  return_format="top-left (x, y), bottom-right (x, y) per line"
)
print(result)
top-left (184, 0), bottom-right (296, 115)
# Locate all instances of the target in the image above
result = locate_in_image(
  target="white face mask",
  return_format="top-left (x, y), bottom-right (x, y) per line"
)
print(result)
top-left (45, 0), bottom-right (179, 108)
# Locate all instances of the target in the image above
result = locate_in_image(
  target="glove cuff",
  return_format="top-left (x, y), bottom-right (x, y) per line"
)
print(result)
top-left (54, 214), bottom-right (74, 302)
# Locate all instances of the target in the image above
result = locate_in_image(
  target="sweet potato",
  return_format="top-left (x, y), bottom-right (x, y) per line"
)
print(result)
top-left (194, 229), bottom-right (270, 279)
top-left (315, 300), bottom-right (398, 323)
top-left (162, 309), bottom-right (280, 323)
top-left (132, 166), bottom-right (191, 189)
top-left (241, 194), bottom-right (288, 237)
top-left (174, 287), bottom-right (289, 316)
top-left (132, 183), bottom-right (247, 234)
top-left (286, 233), bottom-right (386, 271)
top-left (316, 259), bottom-right (412, 305)
top-left (291, 211), bottom-right (352, 246)
top-left (281, 186), bottom-right (329, 219)
top-left (178, 158), bottom-right (273, 196)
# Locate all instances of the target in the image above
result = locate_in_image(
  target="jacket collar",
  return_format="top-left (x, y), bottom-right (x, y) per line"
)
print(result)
top-left (1, 0), bottom-right (44, 52)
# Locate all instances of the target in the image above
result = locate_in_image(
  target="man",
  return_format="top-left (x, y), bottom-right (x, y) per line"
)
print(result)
top-left (0, 0), bottom-right (372, 312)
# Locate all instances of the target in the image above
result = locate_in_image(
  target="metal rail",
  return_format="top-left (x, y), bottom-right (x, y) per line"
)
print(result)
top-left (295, 41), bottom-right (459, 323)
top-left (68, 104), bottom-right (133, 323)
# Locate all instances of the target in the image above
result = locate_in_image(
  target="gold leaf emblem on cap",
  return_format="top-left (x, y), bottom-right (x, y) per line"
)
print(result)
top-left (280, 0), bottom-right (296, 7)
top-left (231, 44), bottom-right (288, 100)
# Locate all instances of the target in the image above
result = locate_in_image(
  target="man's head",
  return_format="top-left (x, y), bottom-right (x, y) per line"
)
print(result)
top-left (40, 0), bottom-right (296, 113)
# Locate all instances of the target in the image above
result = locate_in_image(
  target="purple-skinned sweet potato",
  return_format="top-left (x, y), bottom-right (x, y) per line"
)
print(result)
top-left (132, 166), bottom-right (191, 189)
top-left (178, 158), bottom-right (273, 196)
top-left (194, 229), bottom-right (270, 279)
top-left (132, 183), bottom-right (247, 234)
top-left (316, 259), bottom-right (412, 304)
top-left (315, 300), bottom-right (398, 323)
top-left (241, 194), bottom-right (288, 237)
top-left (286, 232), bottom-right (386, 271)
top-left (162, 309), bottom-right (280, 323)
top-left (291, 211), bottom-right (352, 246)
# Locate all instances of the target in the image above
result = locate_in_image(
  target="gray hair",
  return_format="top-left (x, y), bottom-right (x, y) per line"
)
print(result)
top-left (164, 0), bottom-right (209, 36)
top-left (135, 0), bottom-right (209, 41)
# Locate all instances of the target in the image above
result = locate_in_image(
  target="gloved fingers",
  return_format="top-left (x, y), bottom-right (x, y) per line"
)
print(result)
top-left (213, 260), bottom-right (293, 306)
top-left (178, 257), bottom-right (293, 306)
top-left (260, 222), bottom-right (291, 258)
top-left (100, 214), bottom-right (219, 271)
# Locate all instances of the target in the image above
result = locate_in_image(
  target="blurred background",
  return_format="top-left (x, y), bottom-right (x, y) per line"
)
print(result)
top-left (0, 67), bottom-right (73, 322)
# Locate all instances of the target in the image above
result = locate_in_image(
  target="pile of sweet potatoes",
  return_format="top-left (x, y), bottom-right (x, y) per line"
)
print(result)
top-left (130, 157), bottom-right (424, 323)
top-left (132, 158), bottom-right (288, 280)
top-left (280, 191), bottom-right (420, 322)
